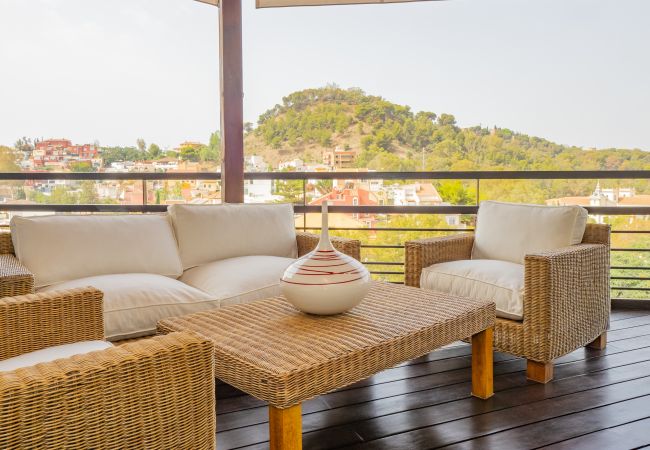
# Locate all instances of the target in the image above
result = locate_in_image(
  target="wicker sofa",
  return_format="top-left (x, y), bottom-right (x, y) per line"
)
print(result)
top-left (0, 288), bottom-right (216, 449)
top-left (0, 204), bottom-right (360, 342)
top-left (405, 202), bottom-right (610, 383)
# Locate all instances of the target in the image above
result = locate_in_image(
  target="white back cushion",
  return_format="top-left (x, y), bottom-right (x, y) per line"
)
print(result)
top-left (472, 201), bottom-right (588, 264)
top-left (169, 203), bottom-right (298, 269)
top-left (11, 214), bottom-right (183, 288)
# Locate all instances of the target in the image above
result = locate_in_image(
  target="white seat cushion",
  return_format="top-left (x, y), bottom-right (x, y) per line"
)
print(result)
top-left (38, 274), bottom-right (219, 341)
top-left (0, 340), bottom-right (113, 372)
top-left (180, 256), bottom-right (295, 307)
top-left (11, 214), bottom-right (183, 288)
top-left (169, 203), bottom-right (298, 270)
top-left (420, 259), bottom-right (525, 320)
top-left (472, 201), bottom-right (588, 264)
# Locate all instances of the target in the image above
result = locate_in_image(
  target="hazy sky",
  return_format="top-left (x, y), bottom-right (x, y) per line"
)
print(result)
top-left (1, 0), bottom-right (648, 150)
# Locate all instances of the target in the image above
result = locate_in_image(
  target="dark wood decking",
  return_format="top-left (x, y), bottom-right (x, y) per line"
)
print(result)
top-left (216, 308), bottom-right (650, 449)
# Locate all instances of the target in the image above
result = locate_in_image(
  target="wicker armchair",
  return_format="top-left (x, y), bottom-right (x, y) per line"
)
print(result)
top-left (405, 223), bottom-right (610, 383)
top-left (0, 287), bottom-right (216, 449)
top-left (296, 231), bottom-right (361, 260)
top-left (0, 232), bottom-right (33, 297)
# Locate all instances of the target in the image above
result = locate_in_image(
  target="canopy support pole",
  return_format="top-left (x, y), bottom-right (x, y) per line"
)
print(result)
top-left (219, 0), bottom-right (244, 203)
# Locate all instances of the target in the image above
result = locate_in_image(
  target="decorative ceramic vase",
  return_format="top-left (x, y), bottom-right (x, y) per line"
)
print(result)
top-left (281, 201), bottom-right (370, 315)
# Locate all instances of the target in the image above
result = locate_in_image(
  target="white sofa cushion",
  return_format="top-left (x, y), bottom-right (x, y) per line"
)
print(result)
top-left (420, 259), bottom-right (525, 320)
top-left (472, 201), bottom-right (588, 264)
top-left (169, 203), bottom-right (298, 270)
top-left (11, 214), bottom-right (183, 288)
top-left (38, 274), bottom-right (219, 341)
top-left (0, 340), bottom-right (113, 372)
top-left (180, 255), bottom-right (294, 307)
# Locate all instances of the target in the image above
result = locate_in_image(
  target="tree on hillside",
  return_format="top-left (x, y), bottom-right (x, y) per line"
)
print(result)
top-left (136, 138), bottom-right (146, 153)
top-left (251, 85), bottom-right (650, 178)
top-left (274, 180), bottom-right (303, 204)
top-left (366, 152), bottom-right (417, 171)
top-left (437, 113), bottom-right (456, 127)
top-left (148, 143), bottom-right (163, 159)
top-left (0, 146), bottom-right (20, 172)
top-left (180, 145), bottom-right (200, 162)
top-left (49, 186), bottom-right (76, 204)
top-left (78, 181), bottom-right (98, 204)
top-left (69, 161), bottom-right (94, 172)
top-left (100, 146), bottom-right (145, 166)
top-left (14, 137), bottom-right (34, 154)
top-left (435, 180), bottom-right (475, 205)
top-left (315, 179), bottom-right (333, 195)
top-left (200, 132), bottom-right (220, 162)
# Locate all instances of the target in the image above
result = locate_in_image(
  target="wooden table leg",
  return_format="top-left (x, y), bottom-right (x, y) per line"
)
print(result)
top-left (269, 403), bottom-right (302, 450)
top-left (471, 327), bottom-right (494, 399)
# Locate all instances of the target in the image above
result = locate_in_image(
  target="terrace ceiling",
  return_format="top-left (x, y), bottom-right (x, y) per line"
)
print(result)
top-left (196, 0), bottom-right (441, 8)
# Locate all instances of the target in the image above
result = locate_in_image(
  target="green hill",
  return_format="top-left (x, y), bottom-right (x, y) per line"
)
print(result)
top-left (244, 85), bottom-right (650, 173)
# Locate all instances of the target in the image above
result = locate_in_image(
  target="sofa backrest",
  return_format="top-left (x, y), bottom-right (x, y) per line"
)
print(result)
top-left (471, 200), bottom-right (589, 264)
top-left (168, 203), bottom-right (298, 270)
top-left (10, 214), bottom-right (183, 288)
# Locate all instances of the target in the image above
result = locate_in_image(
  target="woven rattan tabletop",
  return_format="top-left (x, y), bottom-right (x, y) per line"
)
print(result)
top-left (158, 281), bottom-right (495, 408)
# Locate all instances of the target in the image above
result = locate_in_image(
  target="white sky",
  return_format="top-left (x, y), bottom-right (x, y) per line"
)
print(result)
top-left (1, 0), bottom-right (648, 150)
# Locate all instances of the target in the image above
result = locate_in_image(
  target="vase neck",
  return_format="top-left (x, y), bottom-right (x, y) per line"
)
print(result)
top-left (318, 200), bottom-right (333, 251)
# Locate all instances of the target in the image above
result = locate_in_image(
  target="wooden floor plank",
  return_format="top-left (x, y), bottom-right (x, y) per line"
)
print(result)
top-left (219, 338), bottom-right (650, 433)
top-left (541, 417), bottom-right (650, 450)
top-left (441, 395), bottom-right (650, 449)
top-left (217, 310), bottom-right (650, 450)
top-left (219, 319), bottom-right (650, 418)
top-left (220, 345), bottom-right (650, 448)
top-left (609, 313), bottom-right (650, 330)
top-left (346, 381), bottom-right (650, 449)
top-left (300, 361), bottom-right (650, 448)
top-left (609, 323), bottom-right (650, 341)
top-left (610, 309), bottom-right (650, 322)
top-left (608, 334), bottom-right (650, 352)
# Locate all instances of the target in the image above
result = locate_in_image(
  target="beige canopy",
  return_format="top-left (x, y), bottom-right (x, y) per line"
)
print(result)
top-left (196, 0), bottom-right (439, 8)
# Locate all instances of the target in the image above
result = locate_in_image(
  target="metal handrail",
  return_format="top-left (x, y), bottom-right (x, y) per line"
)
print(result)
top-left (1, 170), bottom-right (649, 303)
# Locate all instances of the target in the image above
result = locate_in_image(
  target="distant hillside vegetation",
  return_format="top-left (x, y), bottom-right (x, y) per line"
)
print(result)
top-left (244, 85), bottom-right (650, 172)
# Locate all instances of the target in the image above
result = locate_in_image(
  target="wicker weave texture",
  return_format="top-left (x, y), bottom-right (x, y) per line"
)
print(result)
top-left (522, 243), bottom-right (610, 361)
top-left (159, 281), bottom-right (495, 409)
top-left (404, 223), bottom-right (611, 363)
top-left (0, 332), bottom-right (216, 450)
top-left (0, 232), bottom-right (14, 255)
top-left (0, 254), bottom-right (34, 298)
top-left (296, 232), bottom-right (361, 260)
top-left (0, 288), bottom-right (104, 360)
top-left (405, 233), bottom-right (473, 288)
top-left (581, 223), bottom-right (610, 245)
top-left (0, 230), bottom-right (34, 297)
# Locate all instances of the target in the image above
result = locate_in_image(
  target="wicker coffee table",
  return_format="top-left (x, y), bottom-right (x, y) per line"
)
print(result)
top-left (158, 281), bottom-right (495, 450)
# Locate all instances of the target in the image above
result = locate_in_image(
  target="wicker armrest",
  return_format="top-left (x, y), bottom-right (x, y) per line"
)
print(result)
top-left (296, 232), bottom-right (361, 260)
top-left (0, 332), bottom-right (216, 450)
top-left (0, 288), bottom-right (104, 360)
top-left (404, 233), bottom-right (475, 287)
top-left (523, 243), bottom-right (610, 361)
top-left (0, 254), bottom-right (34, 297)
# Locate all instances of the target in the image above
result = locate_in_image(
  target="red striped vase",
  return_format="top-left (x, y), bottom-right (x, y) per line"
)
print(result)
top-left (281, 201), bottom-right (370, 315)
